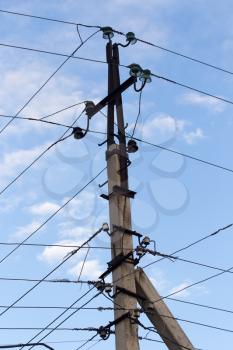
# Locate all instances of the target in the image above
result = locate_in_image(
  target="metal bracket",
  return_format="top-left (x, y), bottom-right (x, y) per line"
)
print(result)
top-left (112, 225), bottom-right (143, 239)
top-left (100, 194), bottom-right (109, 201)
top-left (99, 180), bottom-right (108, 188)
top-left (111, 185), bottom-right (136, 199)
top-left (107, 312), bottom-right (131, 328)
top-left (114, 286), bottom-right (146, 301)
top-left (87, 76), bottom-right (135, 118)
top-left (99, 252), bottom-right (135, 280)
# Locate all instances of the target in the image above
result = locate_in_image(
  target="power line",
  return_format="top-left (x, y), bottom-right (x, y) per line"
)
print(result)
top-left (0, 114), bottom-right (71, 128)
top-left (0, 180), bottom-right (106, 319)
top-left (110, 223), bottom-right (233, 294)
top-left (0, 117), bottom-right (88, 264)
top-left (145, 310), bottom-right (233, 335)
top-left (0, 344), bottom-right (54, 350)
top-left (174, 256), bottom-right (233, 276)
top-left (99, 111), bottom-right (233, 175)
top-left (24, 290), bottom-right (102, 350)
top-left (130, 89), bottom-right (143, 139)
top-left (0, 9), bottom-right (101, 28)
top-left (0, 305), bottom-right (129, 311)
top-left (0, 327), bottom-right (90, 331)
top-left (138, 336), bottom-right (164, 344)
top-left (0, 42), bottom-right (108, 66)
top-left (101, 285), bottom-right (233, 336)
top-left (118, 31), bottom-right (233, 77)
top-left (167, 297), bottom-right (233, 316)
top-left (133, 136), bottom-right (233, 174)
top-left (0, 277), bottom-right (91, 284)
top-left (2, 40), bottom-right (233, 112)
top-left (0, 242), bottom-right (111, 249)
top-left (0, 29), bottom-right (99, 135)
top-left (143, 222), bottom-right (233, 269)
top-left (0, 109), bottom-right (84, 197)
top-left (2, 8), bottom-right (233, 77)
top-left (136, 319), bottom-right (204, 350)
top-left (75, 335), bottom-right (98, 350)
top-left (151, 71), bottom-right (233, 106)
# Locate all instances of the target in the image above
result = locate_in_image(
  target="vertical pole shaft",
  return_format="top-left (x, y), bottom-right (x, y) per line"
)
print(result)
top-left (106, 43), bottom-right (140, 350)
top-left (106, 41), bottom-right (115, 146)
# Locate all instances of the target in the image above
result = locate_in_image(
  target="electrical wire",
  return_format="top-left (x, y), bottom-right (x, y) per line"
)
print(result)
top-left (0, 114), bottom-right (71, 128)
top-left (0, 277), bottom-right (91, 284)
top-left (138, 336), bottom-right (164, 344)
top-left (0, 42), bottom-right (108, 65)
top-left (0, 344), bottom-right (54, 350)
top-left (143, 222), bottom-right (233, 269)
top-left (108, 222), bottom-right (233, 299)
top-left (2, 40), bottom-right (233, 111)
top-left (150, 312), bottom-right (233, 334)
top-left (0, 116), bottom-right (88, 260)
top-left (136, 319), bottom-right (203, 350)
top-left (2, 41), bottom-right (233, 110)
top-left (76, 25), bottom-right (84, 44)
top-left (0, 9), bottom-right (101, 28)
top-left (0, 109), bottom-right (84, 197)
top-left (77, 245), bottom-right (91, 282)
top-left (0, 99), bottom-right (86, 123)
top-left (82, 339), bottom-right (102, 350)
top-left (132, 136), bottom-right (233, 174)
top-left (134, 36), bottom-right (233, 77)
top-left (23, 290), bottom-right (102, 350)
top-left (101, 287), bottom-right (233, 336)
top-left (167, 296), bottom-right (233, 316)
top-left (75, 335), bottom-right (98, 350)
top-left (151, 71), bottom-right (233, 106)
top-left (0, 29), bottom-right (99, 135)
top-left (113, 28), bottom-right (233, 77)
top-left (98, 110), bottom-right (233, 175)
top-left (0, 305), bottom-right (131, 311)
top-left (0, 242), bottom-right (111, 249)
top-left (173, 256), bottom-right (233, 275)
top-left (130, 89), bottom-right (142, 139)
top-left (0, 180), bottom-right (106, 319)
top-left (2, 8), bottom-right (233, 77)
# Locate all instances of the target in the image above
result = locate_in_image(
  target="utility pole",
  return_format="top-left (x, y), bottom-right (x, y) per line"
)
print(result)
top-left (86, 27), bottom-right (196, 350)
top-left (105, 40), bottom-right (140, 350)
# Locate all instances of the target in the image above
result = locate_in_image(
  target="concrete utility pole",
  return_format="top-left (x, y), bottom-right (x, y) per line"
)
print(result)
top-left (105, 41), bottom-right (140, 350)
top-left (87, 29), bottom-right (196, 350)
top-left (135, 268), bottom-right (195, 350)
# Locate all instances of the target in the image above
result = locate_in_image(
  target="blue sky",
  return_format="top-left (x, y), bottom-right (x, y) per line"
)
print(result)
top-left (0, 0), bottom-right (233, 349)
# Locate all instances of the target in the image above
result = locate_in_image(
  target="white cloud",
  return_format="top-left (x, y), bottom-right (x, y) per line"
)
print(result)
top-left (0, 142), bottom-right (50, 185)
top-left (59, 224), bottom-right (95, 239)
top-left (63, 191), bottom-right (96, 221)
top-left (181, 92), bottom-right (225, 112)
top-left (136, 114), bottom-right (186, 139)
top-left (169, 282), bottom-right (191, 299)
top-left (169, 280), bottom-right (209, 299)
top-left (28, 201), bottom-right (60, 216)
top-left (13, 220), bottom-right (42, 239)
top-left (38, 239), bottom-right (86, 263)
top-left (68, 259), bottom-right (103, 280)
top-left (149, 268), bottom-right (169, 292)
top-left (183, 128), bottom-right (205, 144)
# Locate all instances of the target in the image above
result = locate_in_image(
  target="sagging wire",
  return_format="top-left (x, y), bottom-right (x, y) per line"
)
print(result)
top-left (0, 29), bottom-right (100, 136)
top-left (0, 108), bottom-right (85, 198)
top-left (77, 25), bottom-right (83, 44)
top-left (0, 192), bottom-right (106, 319)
